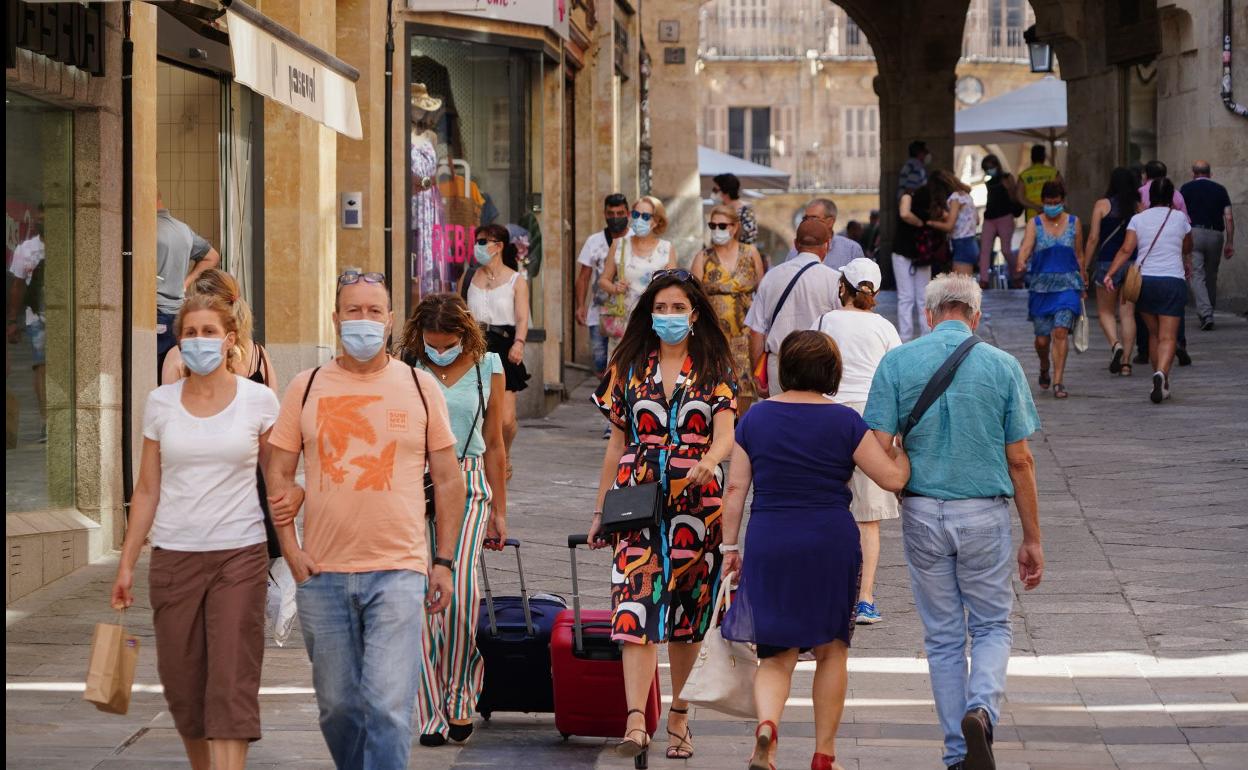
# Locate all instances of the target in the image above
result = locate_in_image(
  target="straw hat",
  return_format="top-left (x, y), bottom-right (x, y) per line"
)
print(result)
top-left (410, 83), bottom-right (443, 113)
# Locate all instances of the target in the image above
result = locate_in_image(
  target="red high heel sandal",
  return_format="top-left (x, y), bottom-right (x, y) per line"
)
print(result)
top-left (748, 721), bottom-right (778, 770)
top-left (811, 752), bottom-right (837, 770)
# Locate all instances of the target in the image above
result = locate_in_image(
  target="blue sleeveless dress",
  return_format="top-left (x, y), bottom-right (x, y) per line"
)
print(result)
top-left (1027, 214), bottom-right (1084, 337)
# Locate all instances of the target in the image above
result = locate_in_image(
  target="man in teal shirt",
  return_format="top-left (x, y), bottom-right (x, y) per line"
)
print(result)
top-left (865, 274), bottom-right (1044, 770)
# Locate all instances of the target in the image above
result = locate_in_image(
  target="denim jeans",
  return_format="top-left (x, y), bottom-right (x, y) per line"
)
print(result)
top-left (297, 570), bottom-right (427, 770)
top-left (901, 496), bottom-right (1013, 767)
top-left (588, 323), bottom-right (609, 374)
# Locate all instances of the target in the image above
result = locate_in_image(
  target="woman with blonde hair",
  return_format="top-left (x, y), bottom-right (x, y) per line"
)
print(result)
top-left (162, 269), bottom-right (275, 391)
top-left (693, 204), bottom-right (765, 413)
top-left (111, 290), bottom-right (288, 770)
top-left (598, 196), bottom-right (677, 356)
top-left (927, 170), bottom-right (980, 277)
top-left (397, 292), bottom-right (508, 747)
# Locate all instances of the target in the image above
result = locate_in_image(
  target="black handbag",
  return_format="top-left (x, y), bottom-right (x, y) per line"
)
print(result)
top-left (598, 368), bottom-right (682, 536)
top-left (415, 362), bottom-right (484, 520)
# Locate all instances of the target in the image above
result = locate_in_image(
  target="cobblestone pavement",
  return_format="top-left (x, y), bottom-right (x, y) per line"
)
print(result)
top-left (7, 292), bottom-right (1247, 769)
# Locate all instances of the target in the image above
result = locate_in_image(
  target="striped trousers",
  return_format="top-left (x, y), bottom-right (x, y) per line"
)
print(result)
top-left (416, 456), bottom-right (493, 736)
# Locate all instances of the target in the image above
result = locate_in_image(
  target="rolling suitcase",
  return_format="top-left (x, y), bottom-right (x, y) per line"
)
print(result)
top-left (475, 539), bottom-right (565, 720)
top-left (551, 534), bottom-right (660, 762)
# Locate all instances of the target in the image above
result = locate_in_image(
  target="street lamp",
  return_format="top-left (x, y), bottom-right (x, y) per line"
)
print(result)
top-left (1024, 25), bottom-right (1053, 73)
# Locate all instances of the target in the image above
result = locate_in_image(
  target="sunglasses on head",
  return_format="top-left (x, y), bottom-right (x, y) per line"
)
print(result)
top-left (338, 270), bottom-right (386, 287)
top-left (801, 214), bottom-right (831, 222)
top-left (708, 222), bottom-right (732, 231)
top-left (631, 211), bottom-right (653, 221)
top-left (651, 269), bottom-right (692, 283)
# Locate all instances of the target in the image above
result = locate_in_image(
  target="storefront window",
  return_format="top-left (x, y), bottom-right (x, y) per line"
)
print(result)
top-left (6, 94), bottom-right (75, 512)
top-left (407, 35), bottom-right (542, 311)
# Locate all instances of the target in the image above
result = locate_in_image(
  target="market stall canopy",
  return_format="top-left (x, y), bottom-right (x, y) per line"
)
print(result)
top-left (955, 76), bottom-right (1067, 147)
top-left (698, 146), bottom-right (791, 193)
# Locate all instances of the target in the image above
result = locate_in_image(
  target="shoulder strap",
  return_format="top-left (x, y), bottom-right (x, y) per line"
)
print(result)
top-left (1137, 208), bottom-right (1172, 270)
top-left (901, 336), bottom-right (982, 440)
top-left (458, 361), bottom-right (485, 461)
top-left (768, 261), bottom-right (820, 331)
top-left (460, 266), bottom-right (477, 299)
top-left (300, 366), bottom-right (322, 408)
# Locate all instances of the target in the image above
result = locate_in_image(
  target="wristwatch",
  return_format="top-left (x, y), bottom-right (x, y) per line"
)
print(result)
top-left (432, 556), bottom-right (454, 570)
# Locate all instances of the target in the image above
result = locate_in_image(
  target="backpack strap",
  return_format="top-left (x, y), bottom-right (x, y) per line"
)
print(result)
top-left (300, 366), bottom-right (322, 408)
top-left (901, 336), bottom-right (982, 440)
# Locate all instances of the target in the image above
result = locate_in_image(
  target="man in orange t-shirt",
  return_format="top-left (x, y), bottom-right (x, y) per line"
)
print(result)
top-left (267, 271), bottom-right (465, 770)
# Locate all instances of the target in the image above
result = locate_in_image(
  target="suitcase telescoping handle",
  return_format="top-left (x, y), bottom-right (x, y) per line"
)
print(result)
top-left (567, 534), bottom-right (590, 653)
top-left (480, 538), bottom-right (535, 637)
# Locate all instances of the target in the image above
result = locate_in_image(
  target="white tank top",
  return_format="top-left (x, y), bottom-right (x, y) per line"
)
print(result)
top-left (467, 272), bottom-right (522, 326)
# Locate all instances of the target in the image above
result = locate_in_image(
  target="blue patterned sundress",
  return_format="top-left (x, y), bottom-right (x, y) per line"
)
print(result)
top-left (1027, 214), bottom-right (1084, 337)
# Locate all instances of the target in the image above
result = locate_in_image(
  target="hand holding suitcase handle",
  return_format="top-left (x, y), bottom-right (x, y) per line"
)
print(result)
top-left (480, 539), bottom-right (535, 637)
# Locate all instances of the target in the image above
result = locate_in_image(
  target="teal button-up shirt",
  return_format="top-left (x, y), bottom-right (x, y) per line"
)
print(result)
top-left (864, 320), bottom-right (1040, 500)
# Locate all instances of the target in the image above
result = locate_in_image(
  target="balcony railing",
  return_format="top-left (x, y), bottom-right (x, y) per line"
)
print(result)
top-left (728, 148), bottom-right (774, 167)
top-left (793, 155), bottom-right (877, 192)
top-left (699, 9), bottom-right (812, 59)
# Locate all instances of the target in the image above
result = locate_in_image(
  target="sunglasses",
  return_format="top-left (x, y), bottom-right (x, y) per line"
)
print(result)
top-left (475, 238), bottom-right (498, 246)
top-left (630, 211), bottom-right (653, 221)
top-left (338, 270), bottom-right (386, 287)
top-left (708, 222), bottom-right (732, 231)
top-left (651, 269), bottom-right (692, 283)
top-left (711, 187), bottom-right (721, 194)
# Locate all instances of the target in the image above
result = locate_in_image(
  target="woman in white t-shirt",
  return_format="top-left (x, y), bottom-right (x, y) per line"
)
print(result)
top-left (110, 292), bottom-right (287, 770)
top-left (1103, 177), bottom-right (1193, 404)
top-left (811, 257), bottom-right (902, 626)
top-left (598, 195), bottom-right (677, 352)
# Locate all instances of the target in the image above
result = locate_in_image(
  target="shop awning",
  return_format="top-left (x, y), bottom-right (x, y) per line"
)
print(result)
top-left (224, 1), bottom-right (363, 139)
top-left (955, 76), bottom-right (1067, 147)
top-left (698, 146), bottom-right (791, 192)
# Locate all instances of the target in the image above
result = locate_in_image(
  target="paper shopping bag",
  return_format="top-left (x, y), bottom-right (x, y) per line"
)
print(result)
top-left (83, 616), bottom-right (140, 715)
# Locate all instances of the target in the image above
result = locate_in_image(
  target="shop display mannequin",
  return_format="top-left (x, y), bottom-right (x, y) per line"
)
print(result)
top-left (411, 83), bottom-right (448, 298)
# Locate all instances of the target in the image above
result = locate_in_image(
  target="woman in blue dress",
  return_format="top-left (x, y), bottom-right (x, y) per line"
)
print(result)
top-left (720, 331), bottom-right (909, 770)
top-left (1016, 180), bottom-right (1087, 398)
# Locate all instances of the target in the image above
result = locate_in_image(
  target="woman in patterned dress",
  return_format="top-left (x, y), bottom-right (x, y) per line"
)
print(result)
top-left (588, 271), bottom-right (738, 766)
top-left (693, 205), bottom-right (765, 414)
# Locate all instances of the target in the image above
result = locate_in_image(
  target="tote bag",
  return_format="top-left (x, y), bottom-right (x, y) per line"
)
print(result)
top-left (1073, 298), bottom-right (1090, 354)
top-left (680, 576), bottom-right (757, 719)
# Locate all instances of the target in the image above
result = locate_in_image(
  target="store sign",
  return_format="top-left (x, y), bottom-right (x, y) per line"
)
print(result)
top-left (226, 9), bottom-right (363, 139)
top-left (408, 0), bottom-right (571, 41)
top-left (6, 2), bottom-right (105, 76)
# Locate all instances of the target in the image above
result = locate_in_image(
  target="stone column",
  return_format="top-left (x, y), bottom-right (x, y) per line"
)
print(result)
top-left (261, 0), bottom-right (339, 385)
top-left (335, 0), bottom-right (386, 275)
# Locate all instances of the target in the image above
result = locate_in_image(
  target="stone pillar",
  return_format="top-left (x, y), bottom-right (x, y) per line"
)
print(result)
top-left (261, 0), bottom-right (339, 384)
top-left (335, 0), bottom-right (385, 275)
top-left (640, 1), bottom-right (701, 265)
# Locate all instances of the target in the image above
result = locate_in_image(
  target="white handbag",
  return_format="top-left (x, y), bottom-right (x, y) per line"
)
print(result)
top-left (1073, 298), bottom-right (1090, 354)
top-left (679, 575), bottom-right (758, 719)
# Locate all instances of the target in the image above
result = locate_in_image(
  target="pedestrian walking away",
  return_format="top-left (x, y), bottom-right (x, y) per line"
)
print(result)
top-left (812, 258), bottom-right (903, 625)
top-left (713, 172), bottom-right (759, 245)
top-left (110, 289), bottom-right (282, 770)
top-left (1085, 168), bottom-right (1141, 377)
top-left (1102, 178), bottom-right (1194, 404)
top-left (576, 193), bottom-right (632, 378)
top-left (587, 270), bottom-right (739, 765)
top-left (1016, 180), bottom-right (1087, 399)
top-left (264, 269), bottom-right (466, 770)
top-left (978, 155), bottom-right (1023, 288)
top-left (599, 196), bottom-right (678, 358)
top-left (399, 293), bottom-right (509, 747)
top-left (786, 198), bottom-right (865, 270)
top-left (720, 330), bottom-right (910, 770)
top-left (865, 273), bottom-right (1044, 770)
top-left (693, 204), bottom-right (765, 414)
top-left (1179, 161), bottom-right (1235, 329)
top-left (893, 183), bottom-right (943, 341)
top-left (156, 194), bottom-right (221, 375)
top-left (1134, 160), bottom-right (1191, 367)
top-left (927, 170), bottom-right (980, 278)
top-left (746, 219), bottom-right (842, 396)
top-left (463, 224), bottom-right (531, 479)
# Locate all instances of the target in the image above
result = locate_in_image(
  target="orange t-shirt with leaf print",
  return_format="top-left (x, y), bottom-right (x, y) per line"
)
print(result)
top-left (269, 358), bottom-right (456, 574)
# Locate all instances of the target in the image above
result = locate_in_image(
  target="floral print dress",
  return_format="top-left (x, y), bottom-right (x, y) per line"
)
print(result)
top-left (592, 353), bottom-right (737, 644)
top-left (701, 244), bottom-right (761, 400)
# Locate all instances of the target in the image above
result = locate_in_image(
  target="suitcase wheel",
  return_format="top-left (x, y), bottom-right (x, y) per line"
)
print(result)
top-left (480, 711), bottom-right (491, 722)
top-left (560, 732), bottom-right (570, 742)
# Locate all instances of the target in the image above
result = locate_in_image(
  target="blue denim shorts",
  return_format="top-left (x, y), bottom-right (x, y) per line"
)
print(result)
top-left (1032, 307), bottom-right (1076, 338)
top-left (1093, 261), bottom-right (1129, 287)
top-left (951, 236), bottom-right (979, 265)
top-left (1136, 276), bottom-right (1187, 317)
top-left (26, 318), bottom-right (46, 366)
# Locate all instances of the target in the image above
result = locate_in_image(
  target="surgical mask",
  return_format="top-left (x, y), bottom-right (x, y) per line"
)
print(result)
top-left (651, 313), bottom-right (692, 345)
top-left (710, 228), bottom-right (733, 246)
top-left (1043, 203), bottom-right (1065, 218)
top-left (630, 217), bottom-right (653, 237)
top-left (984, 165), bottom-right (999, 177)
top-left (180, 336), bottom-right (226, 375)
top-left (606, 216), bottom-right (629, 234)
top-left (339, 319), bottom-right (387, 361)
top-left (473, 243), bottom-right (494, 266)
top-left (424, 342), bottom-right (462, 367)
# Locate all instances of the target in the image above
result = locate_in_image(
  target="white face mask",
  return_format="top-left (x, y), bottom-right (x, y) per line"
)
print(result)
top-left (710, 228), bottom-right (733, 246)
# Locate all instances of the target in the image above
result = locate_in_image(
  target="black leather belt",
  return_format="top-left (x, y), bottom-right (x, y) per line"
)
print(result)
top-left (480, 323), bottom-right (515, 337)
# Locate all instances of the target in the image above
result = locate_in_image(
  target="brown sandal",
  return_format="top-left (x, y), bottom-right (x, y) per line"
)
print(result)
top-left (1119, 364), bottom-right (1133, 377)
top-left (1053, 383), bottom-right (1068, 399)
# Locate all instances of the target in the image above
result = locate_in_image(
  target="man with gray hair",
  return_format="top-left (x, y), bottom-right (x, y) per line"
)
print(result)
top-left (864, 273), bottom-right (1044, 770)
top-left (1179, 160), bottom-right (1234, 330)
top-left (785, 198), bottom-right (865, 269)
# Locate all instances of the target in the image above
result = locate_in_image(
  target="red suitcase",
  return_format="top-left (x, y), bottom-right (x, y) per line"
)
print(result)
top-left (551, 535), bottom-right (661, 756)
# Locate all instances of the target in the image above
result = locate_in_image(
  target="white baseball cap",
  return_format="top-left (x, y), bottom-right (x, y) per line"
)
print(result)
top-left (840, 257), bottom-right (882, 293)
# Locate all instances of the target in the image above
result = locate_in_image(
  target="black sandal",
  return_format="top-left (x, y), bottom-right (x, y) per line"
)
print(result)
top-left (666, 707), bottom-right (694, 760)
top-left (1053, 383), bottom-right (1068, 399)
top-left (1038, 369), bottom-right (1051, 389)
top-left (616, 708), bottom-right (651, 768)
top-left (1120, 363), bottom-right (1133, 377)
top-left (1109, 343), bottom-right (1124, 374)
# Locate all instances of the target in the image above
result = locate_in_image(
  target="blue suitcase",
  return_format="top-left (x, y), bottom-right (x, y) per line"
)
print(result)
top-left (475, 539), bottom-right (566, 719)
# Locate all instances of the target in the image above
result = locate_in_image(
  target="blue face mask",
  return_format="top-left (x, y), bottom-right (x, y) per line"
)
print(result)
top-left (180, 336), bottom-right (226, 375)
top-left (630, 217), bottom-right (653, 237)
top-left (339, 319), bottom-right (387, 361)
top-left (473, 243), bottom-right (494, 266)
top-left (424, 342), bottom-right (462, 367)
top-left (651, 313), bottom-right (692, 345)
top-left (1043, 203), bottom-right (1065, 218)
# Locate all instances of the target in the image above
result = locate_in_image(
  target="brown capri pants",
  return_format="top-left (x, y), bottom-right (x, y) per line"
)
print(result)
top-left (149, 542), bottom-right (268, 741)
